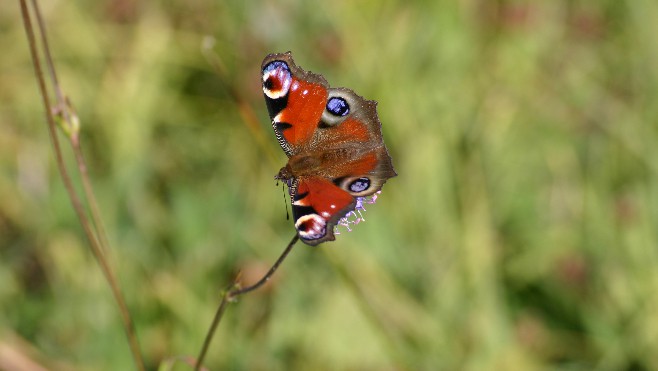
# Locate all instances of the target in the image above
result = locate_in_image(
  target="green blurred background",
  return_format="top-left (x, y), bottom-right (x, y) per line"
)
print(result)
top-left (2, 1), bottom-right (658, 370)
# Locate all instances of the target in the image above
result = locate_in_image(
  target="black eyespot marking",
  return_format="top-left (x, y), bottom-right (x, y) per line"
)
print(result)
top-left (349, 177), bottom-right (370, 193)
top-left (326, 97), bottom-right (349, 116)
top-left (332, 176), bottom-right (348, 187)
top-left (275, 122), bottom-right (292, 132)
top-left (293, 205), bottom-right (317, 220)
top-left (298, 220), bottom-right (309, 232)
top-left (293, 191), bottom-right (309, 201)
top-left (265, 95), bottom-right (288, 118)
top-left (264, 77), bottom-right (274, 90)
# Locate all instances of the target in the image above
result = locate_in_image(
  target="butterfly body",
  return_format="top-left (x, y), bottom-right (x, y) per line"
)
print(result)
top-left (262, 52), bottom-right (396, 245)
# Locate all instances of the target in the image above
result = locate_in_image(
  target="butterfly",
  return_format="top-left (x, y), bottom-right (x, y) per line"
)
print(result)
top-left (261, 52), bottom-right (397, 245)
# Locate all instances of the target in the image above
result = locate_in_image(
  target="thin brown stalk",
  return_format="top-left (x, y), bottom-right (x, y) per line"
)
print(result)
top-left (194, 233), bottom-right (300, 370)
top-left (71, 143), bottom-right (113, 256)
top-left (30, 0), bottom-right (112, 256)
top-left (20, 1), bottom-right (145, 370)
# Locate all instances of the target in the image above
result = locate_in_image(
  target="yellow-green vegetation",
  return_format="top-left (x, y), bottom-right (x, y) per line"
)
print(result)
top-left (2, 1), bottom-right (658, 370)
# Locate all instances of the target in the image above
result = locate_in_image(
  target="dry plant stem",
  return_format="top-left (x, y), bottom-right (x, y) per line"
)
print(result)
top-left (193, 284), bottom-right (234, 371)
top-left (30, 0), bottom-right (112, 256)
top-left (72, 143), bottom-right (113, 256)
top-left (230, 233), bottom-right (300, 297)
top-left (20, 2), bottom-right (145, 370)
top-left (195, 233), bottom-right (300, 371)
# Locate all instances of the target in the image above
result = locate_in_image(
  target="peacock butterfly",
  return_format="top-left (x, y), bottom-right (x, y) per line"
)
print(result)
top-left (261, 52), bottom-right (396, 245)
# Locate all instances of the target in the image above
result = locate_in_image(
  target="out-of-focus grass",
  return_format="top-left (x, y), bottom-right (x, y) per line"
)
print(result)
top-left (2, 1), bottom-right (658, 370)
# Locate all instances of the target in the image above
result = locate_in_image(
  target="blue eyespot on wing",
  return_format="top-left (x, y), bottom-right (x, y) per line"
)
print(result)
top-left (326, 97), bottom-right (350, 116)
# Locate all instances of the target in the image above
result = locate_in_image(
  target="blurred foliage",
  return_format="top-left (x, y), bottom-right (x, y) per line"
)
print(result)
top-left (2, 0), bottom-right (658, 370)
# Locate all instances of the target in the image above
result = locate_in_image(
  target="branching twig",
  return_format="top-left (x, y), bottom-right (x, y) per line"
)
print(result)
top-left (30, 0), bottom-right (112, 257)
top-left (19, 1), bottom-right (145, 370)
top-left (194, 233), bottom-right (300, 370)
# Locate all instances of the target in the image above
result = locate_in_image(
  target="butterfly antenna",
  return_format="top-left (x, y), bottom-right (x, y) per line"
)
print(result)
top-left (281, 182), bottom-right (290, 220)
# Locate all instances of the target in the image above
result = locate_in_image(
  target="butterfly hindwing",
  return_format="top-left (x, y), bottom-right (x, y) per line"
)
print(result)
top-left (291, 176), bottom-right (355, 245)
